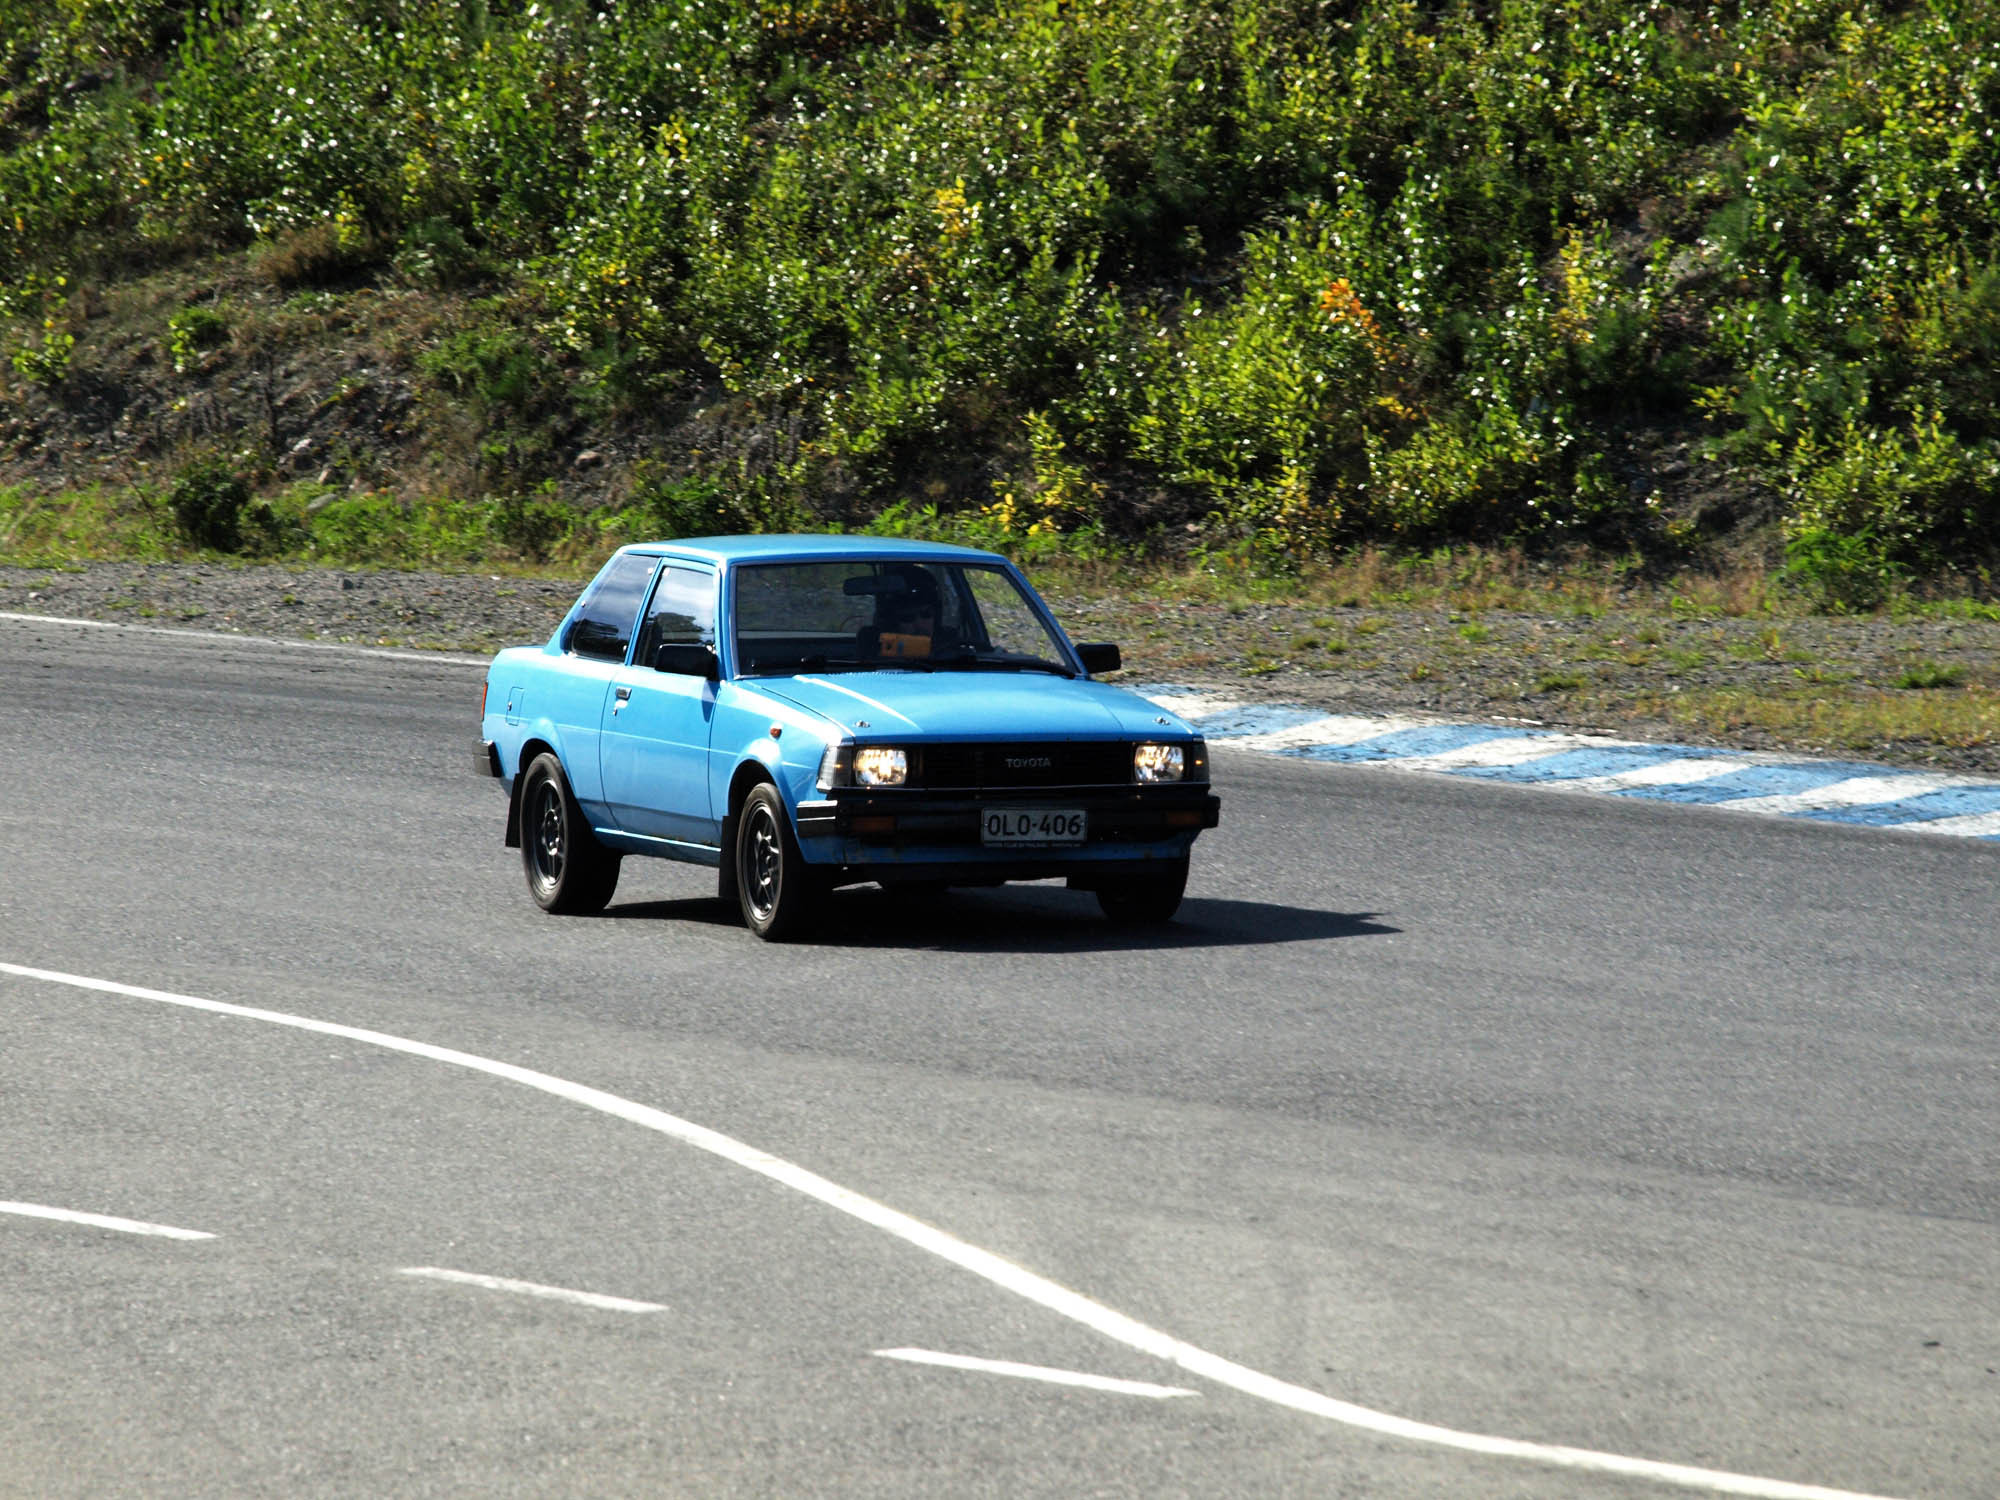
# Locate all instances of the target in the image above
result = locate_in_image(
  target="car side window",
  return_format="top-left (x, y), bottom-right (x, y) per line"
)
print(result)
top-left (633, 564), bottom-right (717, 669)
top-left (565, 553), bottom-right (659, 662)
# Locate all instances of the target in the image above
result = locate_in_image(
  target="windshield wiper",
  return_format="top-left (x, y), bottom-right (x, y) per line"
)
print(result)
top-left (744, 653), bottom-right (875, 675)
top-left (929, 649), bottom-right (1076, 676)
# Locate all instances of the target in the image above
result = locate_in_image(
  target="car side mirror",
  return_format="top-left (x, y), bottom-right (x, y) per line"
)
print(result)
top-left (652, 642), bottom-right (719, 679)
top-left (1075, 641), bottom-right (1121, 674)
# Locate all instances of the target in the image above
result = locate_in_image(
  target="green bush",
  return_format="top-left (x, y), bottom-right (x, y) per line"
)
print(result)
top-left (306, 492), bottom-right (418, 563)
top-left (489, 489), bottom-right (574, 563)
top-left (605, 469), bottom-right (763, 544)
top-left (167, 455), bottom-right (256, 552)
top-left (165, 303), bottom-right (229, 372)
top-left (419, 320), bottom-right (558, 417)
top-left (1782, 415), bottom-right (2000, 588)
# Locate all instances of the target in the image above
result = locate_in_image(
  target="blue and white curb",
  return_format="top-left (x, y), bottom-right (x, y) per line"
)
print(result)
top-left (1138, 685), bottom-right (2000, 843)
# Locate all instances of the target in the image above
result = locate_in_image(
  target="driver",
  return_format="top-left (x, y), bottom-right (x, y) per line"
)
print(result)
top-left (867, 568), bottom-right (944, 658)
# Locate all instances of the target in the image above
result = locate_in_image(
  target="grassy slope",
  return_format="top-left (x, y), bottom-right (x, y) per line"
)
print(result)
top-left (1, 0), bottom-right (1998, 609)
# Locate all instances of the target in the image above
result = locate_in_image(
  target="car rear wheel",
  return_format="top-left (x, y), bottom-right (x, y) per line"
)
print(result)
top-left (521, 752), bottom-right (621, 914)
top-left (1095, 857), bottom-right (1188, 925)
top-left (734, 782), bottom-right (818, 940)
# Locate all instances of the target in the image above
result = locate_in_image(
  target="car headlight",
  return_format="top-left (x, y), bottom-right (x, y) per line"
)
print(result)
top-left (853, 747), bottom-right (908, 786)
top-left (1133, 742), bottom-right (1185, 783)
top-left (819, 744), bottom-right (910, 789)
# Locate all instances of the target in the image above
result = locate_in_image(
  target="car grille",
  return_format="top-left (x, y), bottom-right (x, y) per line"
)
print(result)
top-left (916, 741), bottom-right (1131, 790)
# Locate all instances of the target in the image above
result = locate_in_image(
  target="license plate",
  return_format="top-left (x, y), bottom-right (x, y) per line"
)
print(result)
top-left (981, 807), bottom-right (1087, 845)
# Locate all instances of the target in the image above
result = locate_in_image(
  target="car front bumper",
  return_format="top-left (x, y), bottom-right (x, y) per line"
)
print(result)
top-left (792, 784), bottom-right (1218, 878)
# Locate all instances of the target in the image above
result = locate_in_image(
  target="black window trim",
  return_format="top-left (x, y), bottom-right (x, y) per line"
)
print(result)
top-left (564, 550), bottom-right (663, 664)
top-left (633, 558), bottom-right (720, 672)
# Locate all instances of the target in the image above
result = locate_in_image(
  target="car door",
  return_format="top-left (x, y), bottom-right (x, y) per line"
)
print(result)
top-left (599, 561), bottom-right (721, 846)
top-left (550, 549), bottom-right (662, 817)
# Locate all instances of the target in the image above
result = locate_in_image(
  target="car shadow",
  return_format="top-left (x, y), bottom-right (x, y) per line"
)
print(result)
top-left (601, 884), bottom-right (1398, 953)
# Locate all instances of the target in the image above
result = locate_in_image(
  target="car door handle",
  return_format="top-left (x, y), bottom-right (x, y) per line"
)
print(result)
top-left (612, 685), bottom-right (631, 711)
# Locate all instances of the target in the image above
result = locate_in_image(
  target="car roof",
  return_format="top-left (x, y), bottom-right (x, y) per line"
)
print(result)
top-left (632, 533), bottom-right (1009, 567)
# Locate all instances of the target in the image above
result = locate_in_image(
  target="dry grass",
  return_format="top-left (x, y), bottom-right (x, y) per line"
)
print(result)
top-left (1049, 544), bottom-right (1794, 621)
top-left (1616, 684), bottom-right (2000, 756)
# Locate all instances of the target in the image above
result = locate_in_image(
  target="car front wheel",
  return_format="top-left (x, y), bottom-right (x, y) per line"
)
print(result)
top-left (734, 782), bottom-right (818, 940)
top-left (1095, 857), bottom-right (1188, 925)
top-left (520, 752), bottom-right (620, 914)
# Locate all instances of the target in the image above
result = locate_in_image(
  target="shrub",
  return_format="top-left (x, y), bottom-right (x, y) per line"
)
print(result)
top-left (3, 272), bottom-right (78, 385)
top-left (253, 220), bottom-right (380, 289)
top-left (418, 317), bottom-right (561, 418)
top-left (166, 303), bottom-right (229, 372)
top-left (490, 488), bottom-right (574, 563)
top-left (1780, 525), bottom-right (1905, 613)
top-left (392, 217), bottom-right (491, 291)
top-left (167, 455), bottom-right (255, 552)
top-left (307, 492), bottom-right (413, 563)
top-left (1781, 415), bottom-right (2000, 591)
top-left (606, 470), bottom-right (758, 543)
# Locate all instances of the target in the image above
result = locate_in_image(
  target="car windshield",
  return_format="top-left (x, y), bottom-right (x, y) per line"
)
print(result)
top-left (732, 560), bottom-right (1076, 677)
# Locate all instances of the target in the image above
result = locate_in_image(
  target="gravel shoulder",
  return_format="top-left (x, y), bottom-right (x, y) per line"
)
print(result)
top-left (6, 560), bottom-right (1996, 775)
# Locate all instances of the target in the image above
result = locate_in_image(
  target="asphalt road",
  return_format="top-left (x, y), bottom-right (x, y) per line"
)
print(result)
top-left (2, 615), bottom-right (1995, 1500)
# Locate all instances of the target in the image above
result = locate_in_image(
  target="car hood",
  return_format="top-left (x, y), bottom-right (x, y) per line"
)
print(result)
top-left (758, 671), bottom-right (1191, 739)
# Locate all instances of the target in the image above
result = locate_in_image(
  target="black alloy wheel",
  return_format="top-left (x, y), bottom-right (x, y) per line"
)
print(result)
top-left (734, 782), bottom-right (817, 939)
top-left (520, 751), bottom-right (620, 914)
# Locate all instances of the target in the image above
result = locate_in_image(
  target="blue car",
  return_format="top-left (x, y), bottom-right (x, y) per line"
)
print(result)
top-left (479, 535), bottom-right (1219, 938)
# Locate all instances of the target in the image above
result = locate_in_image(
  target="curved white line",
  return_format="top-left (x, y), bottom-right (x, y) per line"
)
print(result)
top-left (0, 960), bottom-right (1902, 1500)
top-left (398, 1266), bottom-right (666, 1312)
top-left (0, 609), bottom-right (490, 667)
top-left (875, 1348), bottom-right (1194, 1398)
top-left (0, 1199), bottom-right (214, 1240)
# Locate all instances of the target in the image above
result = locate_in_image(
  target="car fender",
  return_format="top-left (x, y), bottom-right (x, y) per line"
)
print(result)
top-left (499, 711), bottom-right (577, 848)
top-left (721, 731), bottom-right (832, 830)
top-left (710, 685), bottom-right (842, 822)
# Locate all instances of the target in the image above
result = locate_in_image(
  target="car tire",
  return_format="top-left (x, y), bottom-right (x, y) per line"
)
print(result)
top-left (716, 809), bottom-right (741, 908)
top-left (734, 782), bottom-right (818, 940)
top-left (520, 751), bottom-right (621, 914)
top-left (1095, 858), bottom-right (1188, 925)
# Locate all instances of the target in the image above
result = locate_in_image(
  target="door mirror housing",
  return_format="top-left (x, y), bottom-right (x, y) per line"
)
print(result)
top-left (652, 642), bottom-right (719, 678)
top-left (1075, 641), bottom-right (1121, 674)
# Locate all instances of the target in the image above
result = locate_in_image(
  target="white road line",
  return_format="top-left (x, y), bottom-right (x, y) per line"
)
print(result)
top-left (874, 1347), bottom-right (1195, 1398)
top-left (0, 1199), bottom-right (214, 1240)
top-left (0, 609), bottom-right (490, 667)
top-left (1903, 807), bottom-right (2000, 837)
top-left (1384, 735), bottom-right (1592, 773)
top-left (1224, 713), bottom-right (1433, 752)
top-left (0, 960), bottom-right (1904, 1500)
top-left (1563, 757), bottom-right (1754, 792)
top-left (1721, 774), bottom-right (1975, 816)
top-left (398, 1266), bottom-right (667, 1313)
top-left (1136, 690), bottom-right (1244, 719)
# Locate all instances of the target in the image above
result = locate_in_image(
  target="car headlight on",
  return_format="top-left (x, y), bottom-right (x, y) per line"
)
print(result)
top-left (819, 744), bottom-right (912, 790)
top-left (852, 747), bottom-right (908, 786)
top-left (1133, 742), bottom-right (1185, 783)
